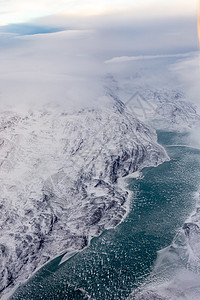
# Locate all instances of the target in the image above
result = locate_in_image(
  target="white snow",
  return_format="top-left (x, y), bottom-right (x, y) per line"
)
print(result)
top-left (0, 96), bottom-right (169, 297)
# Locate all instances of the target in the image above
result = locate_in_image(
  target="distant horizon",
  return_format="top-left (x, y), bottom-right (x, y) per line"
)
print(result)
top-left (0, 0), bottom-right (199, 110)
top-left (0, 0), bottom-right (197, 26)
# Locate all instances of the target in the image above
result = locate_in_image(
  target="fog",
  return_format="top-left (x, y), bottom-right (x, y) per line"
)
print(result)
top-left (0, 8), bottom-right (199, 113)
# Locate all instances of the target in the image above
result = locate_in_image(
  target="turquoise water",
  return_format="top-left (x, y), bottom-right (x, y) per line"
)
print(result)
top-left (11, 131), bottom-right (200, 300)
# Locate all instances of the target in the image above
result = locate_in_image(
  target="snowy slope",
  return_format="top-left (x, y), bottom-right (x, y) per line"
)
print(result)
top-left (0, 96), bottom-right (168, 296)
top-left (106, 74), bottom-right (200, 131)
top-left (140, 89), bottom-right (200, 130)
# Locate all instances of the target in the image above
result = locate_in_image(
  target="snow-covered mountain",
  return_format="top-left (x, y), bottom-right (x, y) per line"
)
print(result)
top-left (139, 89), bottom-right (200, 131)
top-left (0, 95), bottom-right (168, 297)
top-left (1, 77), bottom-right (200, 298)
top-left (106, 73), bottom-right (200, 131)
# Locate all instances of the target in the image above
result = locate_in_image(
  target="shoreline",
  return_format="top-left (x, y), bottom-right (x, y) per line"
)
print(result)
top-left (3, 123), bottom-right (168, 300)
top-left (6, 171), bottom-right (136, 300)
top-left (130, 136), bottom-right (200, 299)
top-left (8, 169), bottom-right (164, 299)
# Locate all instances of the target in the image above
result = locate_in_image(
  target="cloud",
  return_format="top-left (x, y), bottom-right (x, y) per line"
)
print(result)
top-left (105, 52), bottom-right (194, 64)
top-left (32, 13), bottom-right (198, 57)
top-left (0, 0), bottom-right (197, 26)
top-left (0, 29), bottom-right (109, 112)
top-left (0, 8), bottom-right (198, 113)
top-left (170, 54), bottom-right (200, 109)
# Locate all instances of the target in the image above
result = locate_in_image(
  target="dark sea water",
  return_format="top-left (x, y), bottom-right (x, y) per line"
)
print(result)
top-left (11, 131), bottom-right (200, 300)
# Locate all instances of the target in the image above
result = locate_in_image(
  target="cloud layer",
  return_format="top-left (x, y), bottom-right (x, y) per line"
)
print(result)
top-left (0, 6), bottom-right (199, 112)
top-left (0, 0), bottom-right (197, 25)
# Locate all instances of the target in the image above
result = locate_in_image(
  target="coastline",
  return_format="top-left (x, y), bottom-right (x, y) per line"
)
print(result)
top-left (131, 138), bottom-right (200, 300)
top-left (8, 131), bottom-right (169, 300)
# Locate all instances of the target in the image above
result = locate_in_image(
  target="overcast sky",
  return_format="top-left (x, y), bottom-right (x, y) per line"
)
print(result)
top-left (0, 0), bottom-right (198, 26)
top-left (0, 0), bottom-right (199, 111)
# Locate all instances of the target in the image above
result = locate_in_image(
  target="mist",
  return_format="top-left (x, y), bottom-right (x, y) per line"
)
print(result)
top-left (0, 10), bottom-right (198, 112)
